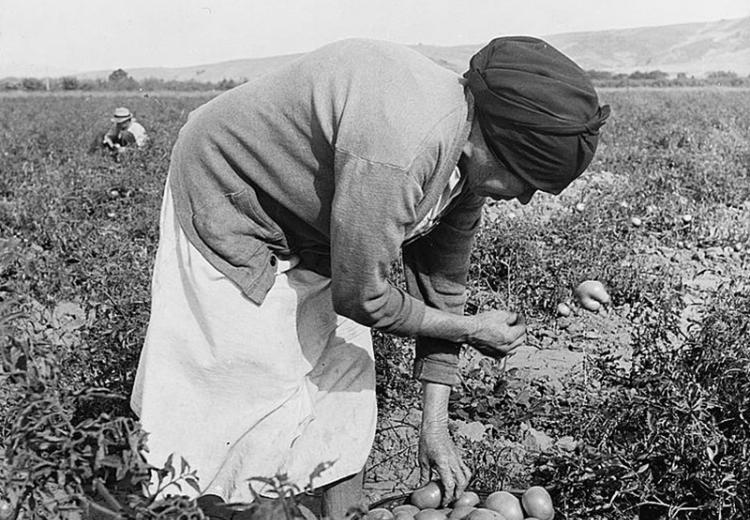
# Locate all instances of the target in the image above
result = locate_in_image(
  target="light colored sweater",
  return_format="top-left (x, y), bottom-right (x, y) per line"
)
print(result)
top-left (169, 39), bottom-right (483, 385)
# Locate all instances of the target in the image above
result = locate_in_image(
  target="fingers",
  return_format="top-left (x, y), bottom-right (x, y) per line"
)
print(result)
top-left (454, 459), bottom-right (472, 500)
top-left (418, 453), bottom-right (431, 486)
top-left (434, 453), bottom-right (472, 506)
top-left (501, 313), bottom-right (527, 345)
top-left (475, 324), bottom-right (527, 359)
top-left (419, 431), bottom-right (473, 506)
top-left (504, 311), bottom-right (528, 326)
top-left (508, 325), bottom-right (526, 344)
top-left (439, 467), bottom-right (455, 507)
top-left (506, 332), bottom-right (527, 351)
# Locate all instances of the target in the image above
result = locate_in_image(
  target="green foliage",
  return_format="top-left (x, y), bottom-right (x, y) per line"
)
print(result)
top-left (21, 78), bottom-right (46, 91)
top-left (526, 287), bottom-right (750, 520)
top-left (372, 332), bottom-right (419, 410)
top-left (0, 302), bottom-right (203, 518)
top-left (61, 77), bottom-right (80, 91)
top-left (0, 89), bottom-right (749, 519)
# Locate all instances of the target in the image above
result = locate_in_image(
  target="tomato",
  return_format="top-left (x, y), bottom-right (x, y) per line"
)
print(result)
top-left (555, 302), bottom-right (572, 317)
top-left (366, 507), bottom-right (396, 520)
top-left (466, 508), bottom-right (506, 520)
top-left (393, 504), bottom-right (421, 516)
top-left (453, 491), bottom-right (480, 508)
top-left (410, 482), bottom-right (443, 510)
top-left (574, 280), bottom-right (611, 311)
top-left (484, 491), bottom-right (523, 520)
top-left (0, 500), bottom-right (13, 520)
top-left (448, 505), bottom-right (477, 520)
top-left (521, 487), bottom-right (554, 520)
top-left (414, 508), bottom-right (448, 520)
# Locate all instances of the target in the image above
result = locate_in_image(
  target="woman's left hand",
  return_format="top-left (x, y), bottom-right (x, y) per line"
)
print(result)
top-left (418, 424), bottom-right (472, 506)
top-left (419, 381), bottom-right (473, 506)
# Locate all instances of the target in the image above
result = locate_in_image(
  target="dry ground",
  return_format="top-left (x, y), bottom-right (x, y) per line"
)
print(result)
top-left (363, 170), bottom-right (750, 504)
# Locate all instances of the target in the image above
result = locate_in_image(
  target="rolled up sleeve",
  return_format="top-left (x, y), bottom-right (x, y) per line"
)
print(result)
top-left (403, 189), bottom-right (485, 385)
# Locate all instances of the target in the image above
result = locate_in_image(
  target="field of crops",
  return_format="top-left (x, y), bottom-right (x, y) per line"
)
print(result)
top-left (0, 87), bottom-right (749, 520)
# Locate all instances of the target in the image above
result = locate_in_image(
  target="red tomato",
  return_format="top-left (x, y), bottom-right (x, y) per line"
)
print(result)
top-left (410, 482), bottom-right (443, 510)
top-left (366, 508), bottom-right (396, 520)
top-left (393, 504), bottom-right (421, 516)
top-left (448, 505), bottom-right (477, 520)
top-left (521, 487), bottom-right (554, 520)
top-left (484, 491), bottom-right (523, 520)
top-left (414, 508), bottom-right (448, 520)
top-left (556, 302), bottom-right (572, 317)
top-left (0, 501), bottom-right (13, 520)
top-left (466, 508), bottom-right (506, 520)
top-left (453, 491), bottom-right (480, 508)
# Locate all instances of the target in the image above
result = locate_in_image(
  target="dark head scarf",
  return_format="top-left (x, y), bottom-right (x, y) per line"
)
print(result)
top-left (464, 36), bottom-right (611, 194)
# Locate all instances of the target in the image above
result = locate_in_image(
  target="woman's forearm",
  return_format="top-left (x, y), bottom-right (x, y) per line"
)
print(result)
top-left (416, 305), bottom-right (526, 359)
top-left (421, 380), bottom-right (452, 430)
top-left (416, 305), bottom-right (476, 345)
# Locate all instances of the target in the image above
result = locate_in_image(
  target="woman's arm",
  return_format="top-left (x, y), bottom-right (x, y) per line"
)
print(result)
top-left (419, 381), bottom-right (472, 505)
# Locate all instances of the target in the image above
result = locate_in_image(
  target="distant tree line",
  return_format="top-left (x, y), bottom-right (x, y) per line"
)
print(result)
top-left (586, 69), bottom-right (750, 87)
top-left (3, 67), bottom-right (749, 92)
top-left (1, 68), bottom-right (244, 92)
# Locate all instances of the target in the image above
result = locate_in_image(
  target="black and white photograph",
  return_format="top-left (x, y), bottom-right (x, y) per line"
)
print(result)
top-left (1, 1), bottom-right (749, 519)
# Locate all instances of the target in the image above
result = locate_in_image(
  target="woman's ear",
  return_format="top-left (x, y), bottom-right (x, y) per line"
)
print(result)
top-left (461, 136), bottom-right (474, 157)
top-left (463, 116), bottom-right (485, 157)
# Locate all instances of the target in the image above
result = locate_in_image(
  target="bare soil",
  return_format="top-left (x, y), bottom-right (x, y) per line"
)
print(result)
top-left (363, 171), bottom-right (750, 503)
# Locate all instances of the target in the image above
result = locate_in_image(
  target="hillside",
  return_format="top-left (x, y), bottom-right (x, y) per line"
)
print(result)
top-left (546, 16), bottom-right (750, 75)
top-left (59, 16), bottom-right (750, 82)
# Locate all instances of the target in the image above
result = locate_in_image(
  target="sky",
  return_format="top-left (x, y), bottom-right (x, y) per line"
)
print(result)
top-left (1, 0), bottom-right (749, 77)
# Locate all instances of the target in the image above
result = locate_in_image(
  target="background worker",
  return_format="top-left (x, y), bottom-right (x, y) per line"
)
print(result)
top-left (131, 36), bottom-right (609, 519)
top-left (102, 106), bottom-right (149, 155)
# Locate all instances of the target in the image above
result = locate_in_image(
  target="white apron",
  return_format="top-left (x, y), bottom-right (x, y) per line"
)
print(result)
top-left (131, 183), bottom-right (377, 503)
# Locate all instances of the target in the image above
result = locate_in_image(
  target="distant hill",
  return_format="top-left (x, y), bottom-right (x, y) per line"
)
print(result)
top-left (546, 16), bottom-right (750, 76)
top-left (50, 16), bottom-right (750, 83)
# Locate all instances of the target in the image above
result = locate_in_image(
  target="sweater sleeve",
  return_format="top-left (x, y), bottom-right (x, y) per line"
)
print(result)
top-left (402, 188), bottom-right (485, 386)
top-left (329, 149), bottom-right (427, 335)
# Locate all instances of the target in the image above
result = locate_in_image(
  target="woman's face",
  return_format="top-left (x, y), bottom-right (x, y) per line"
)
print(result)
top-left (461, 118), bottom-right (536, 204)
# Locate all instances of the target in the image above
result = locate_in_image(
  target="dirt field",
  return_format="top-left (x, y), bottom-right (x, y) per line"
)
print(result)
top-left (1, 88), bottom-right (749, 519)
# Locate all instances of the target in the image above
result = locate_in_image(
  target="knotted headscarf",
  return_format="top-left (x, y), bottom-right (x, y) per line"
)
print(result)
top-left (464, 36), bottom-right (611, 194)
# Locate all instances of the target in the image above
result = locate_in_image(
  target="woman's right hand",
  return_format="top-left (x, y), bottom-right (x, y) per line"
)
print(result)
top-left (469, 310), bottom-right (527, 359)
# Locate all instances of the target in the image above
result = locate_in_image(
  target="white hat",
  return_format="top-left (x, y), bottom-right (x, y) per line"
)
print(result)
top-left (111, 107), bottom-right (133, 123)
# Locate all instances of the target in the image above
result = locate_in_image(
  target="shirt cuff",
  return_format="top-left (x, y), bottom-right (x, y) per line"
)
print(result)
top-left (412, 338), bottom-right (460, 386)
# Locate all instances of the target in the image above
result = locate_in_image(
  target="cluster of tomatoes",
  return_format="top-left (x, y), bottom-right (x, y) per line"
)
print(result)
top-left (367, 482), bottom-right (555, 520)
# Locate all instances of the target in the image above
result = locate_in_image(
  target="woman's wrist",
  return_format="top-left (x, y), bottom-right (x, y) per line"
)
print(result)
top-left (418, 306), bottom-right (477, 345)
top-left (421, 381), bottom-right (451, 431)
